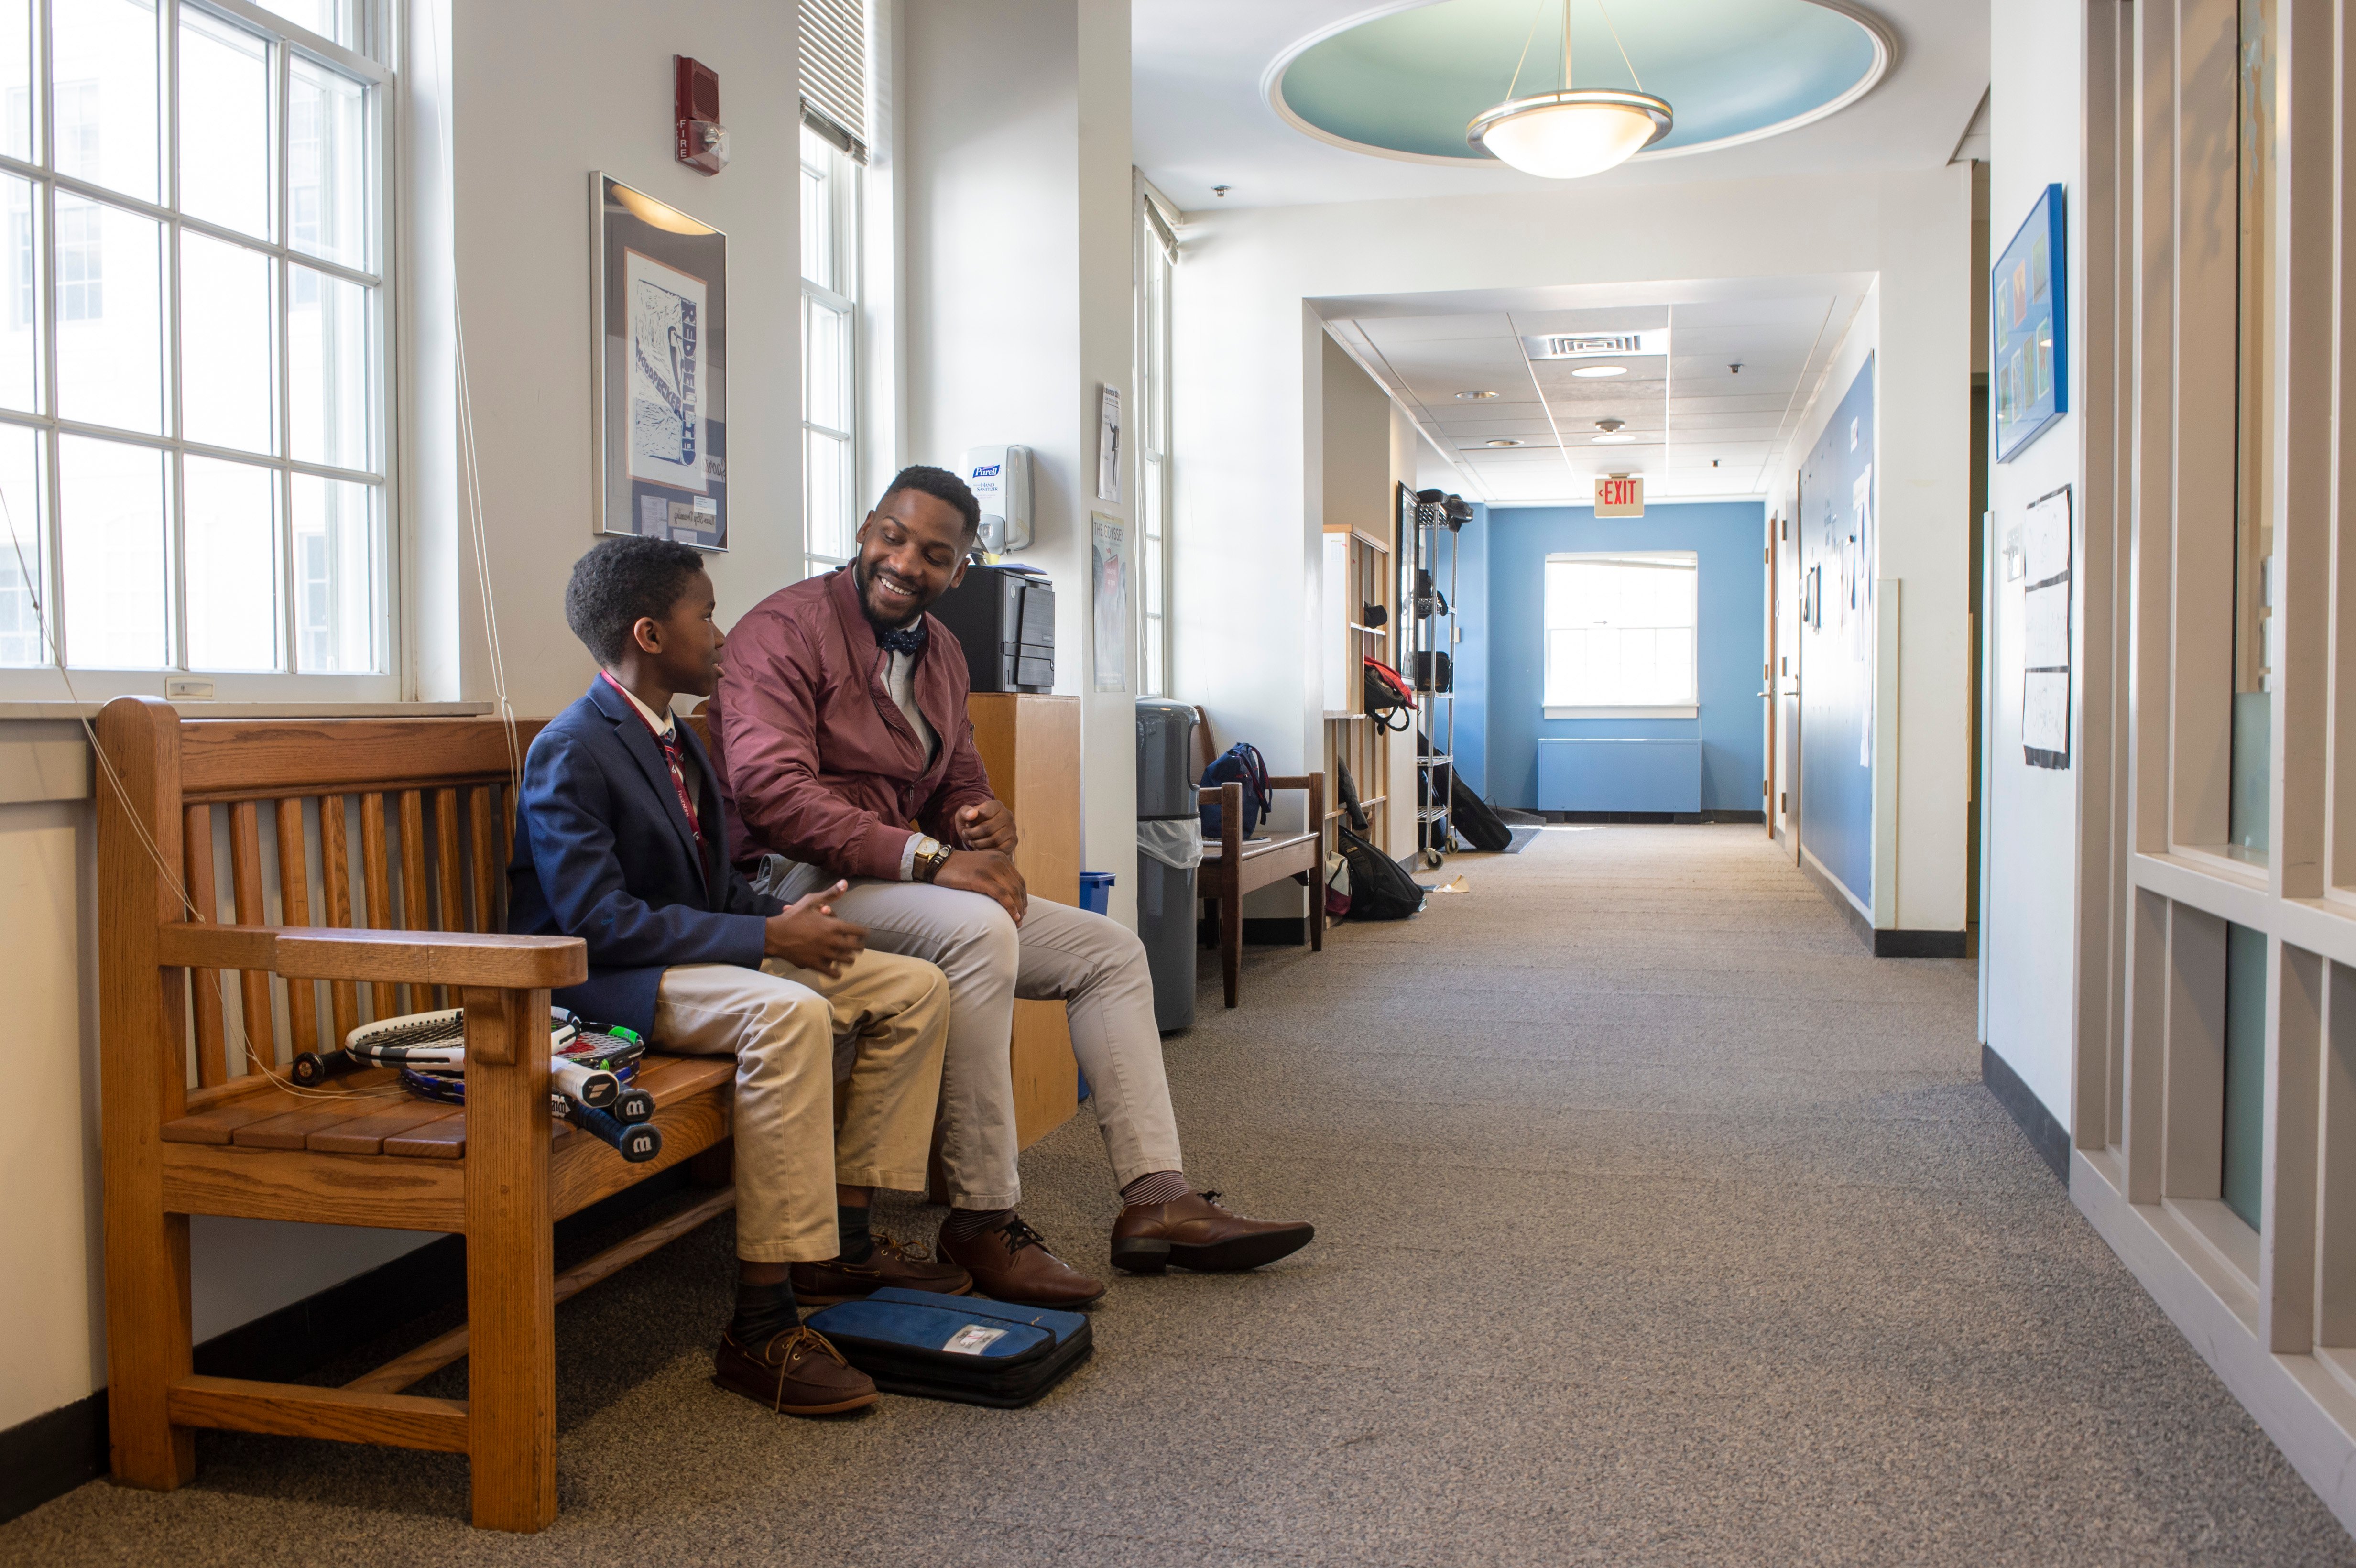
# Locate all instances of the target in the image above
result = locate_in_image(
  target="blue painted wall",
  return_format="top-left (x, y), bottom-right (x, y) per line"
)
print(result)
top-left (1796, 356), bottom-right (1876, 904)
top-left (1481, 500), bottom-right (1766, 813)
top-left (1445, 506), bottom-right (1489, 797)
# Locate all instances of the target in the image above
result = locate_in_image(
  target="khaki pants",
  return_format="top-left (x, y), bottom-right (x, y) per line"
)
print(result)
top-left (760, 861), bottom-right (1184, 1210)
top-left (653, 950), bottom-right (949, 1263)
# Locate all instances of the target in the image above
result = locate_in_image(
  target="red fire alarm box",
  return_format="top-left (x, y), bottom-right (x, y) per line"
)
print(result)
top-left (675, 56), bottom-right (728, 175)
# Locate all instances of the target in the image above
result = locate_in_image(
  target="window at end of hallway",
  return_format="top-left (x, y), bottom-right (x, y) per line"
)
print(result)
top-left (1543, 552), bottom-right (1699, 719)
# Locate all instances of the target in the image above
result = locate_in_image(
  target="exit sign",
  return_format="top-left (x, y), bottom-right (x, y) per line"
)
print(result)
top-left (1594, 475), bottom-right (1645, 516)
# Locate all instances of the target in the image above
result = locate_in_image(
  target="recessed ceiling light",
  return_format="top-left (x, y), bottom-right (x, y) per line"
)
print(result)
top-left (1456, 390), bottom-right (1500, 400)
top-left (1571, 365), bottom-right (1628, 378)
top-left (1484, 438), bottom-right (1523, 447)
top-left (1592, 434), bottom-right (1637, 444)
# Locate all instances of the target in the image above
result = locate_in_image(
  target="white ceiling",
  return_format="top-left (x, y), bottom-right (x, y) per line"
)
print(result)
top-left (1132, 0), bottom-right (1989, 211)
top-left (1322, 275), bottom-right (1871, 505)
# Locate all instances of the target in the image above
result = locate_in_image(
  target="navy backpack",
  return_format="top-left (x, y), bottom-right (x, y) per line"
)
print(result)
top-left (1199, 741), bottom-right (1272, 839)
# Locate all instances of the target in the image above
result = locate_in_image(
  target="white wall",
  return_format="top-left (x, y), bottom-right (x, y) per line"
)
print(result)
top-left (1171, 167), bottom-right (1976, 925)
top-left (898, 0), bottom-right (1139, 924)
top-left (1, 0), bottom-right (810, 1437)
top-left (1978, 0), bottom-right (2087, 1122)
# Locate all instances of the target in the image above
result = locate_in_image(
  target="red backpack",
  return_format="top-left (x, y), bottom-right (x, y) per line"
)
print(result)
top-left (1363, 657), bottom-right (1417, 731)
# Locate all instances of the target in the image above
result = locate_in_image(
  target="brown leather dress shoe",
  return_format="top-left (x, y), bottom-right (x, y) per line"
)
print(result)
top-left (937, 1213), bottom-right (1106, 1308)
top-left (789, 1233), bottom-right (976, 1305)
top-left (1110, 1190), bottom-right (1315, 1274)
top-left (713, 1325), bottom-right (877, 1416)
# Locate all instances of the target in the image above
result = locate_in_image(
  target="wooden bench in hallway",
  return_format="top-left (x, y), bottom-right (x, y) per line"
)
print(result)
top-left (94, 697), bottom-right (741, 1533)
top-left (1192, 706), bottom-right (1325, 1009)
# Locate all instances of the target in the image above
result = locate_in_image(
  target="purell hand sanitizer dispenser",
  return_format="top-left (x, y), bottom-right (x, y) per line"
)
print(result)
top-left (961, 445), bottom-right (1033, 553)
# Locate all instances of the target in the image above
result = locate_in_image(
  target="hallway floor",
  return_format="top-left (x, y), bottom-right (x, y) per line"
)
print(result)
top-left (10, 825), bottom-right (2354, 1565)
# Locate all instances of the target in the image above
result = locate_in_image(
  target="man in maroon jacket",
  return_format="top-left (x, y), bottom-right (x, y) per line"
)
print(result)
top-left (708, 466), bottom-right (1312, 1306)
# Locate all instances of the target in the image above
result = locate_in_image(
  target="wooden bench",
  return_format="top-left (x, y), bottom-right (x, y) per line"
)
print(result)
top-left (95, 697), bottom-right (740, 1533)
top-left (1192, 707), bottom-right (1325, 1009)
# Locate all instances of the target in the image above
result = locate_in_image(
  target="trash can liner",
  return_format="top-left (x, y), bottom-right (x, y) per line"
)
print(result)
top-left (1137, 818), bottom-right (1203, 871)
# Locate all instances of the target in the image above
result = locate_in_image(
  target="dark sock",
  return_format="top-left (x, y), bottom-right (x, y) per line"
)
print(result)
top-left (1121, 1170), bottom-right (1191, 1208)
top-left (837, 1204), bottom-right (875, 1264)
top-left (730, 1277), bottom-right (801, 1348)
top-left (943, 1206), bottom-right (1014, 1241)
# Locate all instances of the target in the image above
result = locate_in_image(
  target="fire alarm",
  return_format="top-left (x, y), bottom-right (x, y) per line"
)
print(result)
top-left (675, 56), bottom-right (728, 175)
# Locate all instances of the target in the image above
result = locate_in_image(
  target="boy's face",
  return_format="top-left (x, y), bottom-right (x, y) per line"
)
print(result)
top-left (633, 569), bottom-right (725, 697)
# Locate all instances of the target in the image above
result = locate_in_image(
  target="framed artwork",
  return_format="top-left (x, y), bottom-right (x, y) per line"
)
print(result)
top-left (1993, 183), bottom-right (2067, 463)
top-left (592, 174), bottom-right (729, 549)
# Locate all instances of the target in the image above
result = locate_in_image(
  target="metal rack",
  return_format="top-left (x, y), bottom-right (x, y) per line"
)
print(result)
top-left (1404, 488), bottom-right (1461, 869)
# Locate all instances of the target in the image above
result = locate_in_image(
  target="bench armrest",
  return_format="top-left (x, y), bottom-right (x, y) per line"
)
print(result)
top-left (157, 923), bottom-right (587, 991)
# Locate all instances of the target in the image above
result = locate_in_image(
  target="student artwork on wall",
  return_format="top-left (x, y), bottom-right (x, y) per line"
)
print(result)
top-left (1994, 183), bottom-right (2066, 464)
top-left (2020, 485), bottom-right (2073, 769)
top-left (593, 174), bottom-right (729, 550)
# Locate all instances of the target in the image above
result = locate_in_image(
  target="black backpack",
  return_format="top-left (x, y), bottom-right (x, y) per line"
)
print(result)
top-left (1198, 742), bottom-right (1272, 838)
top-left (1335, 826), bottom-right (1426, 920)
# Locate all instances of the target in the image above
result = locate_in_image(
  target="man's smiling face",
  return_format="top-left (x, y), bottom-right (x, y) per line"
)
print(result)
top-left (852, 488), bottom-right (971, 627)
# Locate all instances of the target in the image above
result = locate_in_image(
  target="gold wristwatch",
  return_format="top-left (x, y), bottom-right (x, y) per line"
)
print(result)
top-left (913, 835), bottom-right (952, 882)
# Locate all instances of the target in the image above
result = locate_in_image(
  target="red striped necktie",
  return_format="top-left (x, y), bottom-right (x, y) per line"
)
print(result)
top-left (602, 673), bottom-right (705, 858)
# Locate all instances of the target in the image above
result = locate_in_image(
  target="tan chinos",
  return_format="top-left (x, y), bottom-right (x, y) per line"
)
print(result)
top-left (652, 948), bottom-right (949, 1263)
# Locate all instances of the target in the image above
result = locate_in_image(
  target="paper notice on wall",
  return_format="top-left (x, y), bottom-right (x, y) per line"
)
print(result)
top-left (1091, 512), bottom-right (1128, 692)
top-left (2020, 485), bottom-right (2072, 770)
top-left (1097, 385), bottom-right (1123, 504)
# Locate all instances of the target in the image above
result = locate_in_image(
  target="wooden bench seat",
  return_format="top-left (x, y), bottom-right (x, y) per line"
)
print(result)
top-left (95, 697), bottom-right (739, 1533)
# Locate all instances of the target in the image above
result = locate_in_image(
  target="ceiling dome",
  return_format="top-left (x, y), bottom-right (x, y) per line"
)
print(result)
top-left (1270, 0), bottom-right (1892, 167)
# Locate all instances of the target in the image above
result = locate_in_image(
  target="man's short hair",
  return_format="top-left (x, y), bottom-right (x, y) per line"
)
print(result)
top-left (564, 534), bottom-right (707, 665)
top-left (880, 464), bottom-right (980, 539)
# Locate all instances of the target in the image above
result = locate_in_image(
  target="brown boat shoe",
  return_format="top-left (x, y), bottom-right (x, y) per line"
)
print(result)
top-left (1109, 1190), bottom-right (1315, 1274)
top-left (937, 1213), bottom-right (1106, 1308)
top-left (713, 1324), bottom-right (877, 1416)
top-left (789, 1233), bottom-right (976, 1305)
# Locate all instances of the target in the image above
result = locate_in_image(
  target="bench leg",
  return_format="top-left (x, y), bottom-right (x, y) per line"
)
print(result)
top-left (464, 987), bottom-right (556, 1533)
top-left (105, 1206), bottom-right (196, 1490)
top-left (1221, 872), bottom-right (1242, 1009)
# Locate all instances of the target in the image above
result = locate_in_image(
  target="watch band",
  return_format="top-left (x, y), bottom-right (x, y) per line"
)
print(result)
top-left (914, 836), bottom-right (952, 882)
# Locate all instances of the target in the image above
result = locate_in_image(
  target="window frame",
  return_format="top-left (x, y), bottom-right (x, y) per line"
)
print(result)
top-left (800, 120), bottom-right (858, 580)
top-left (1541, 549), bottom-right (1701, 719)
top-left (1133, 176), bottom-right (1172, 697)
top-left (0, 0), bottom-right (399, 700)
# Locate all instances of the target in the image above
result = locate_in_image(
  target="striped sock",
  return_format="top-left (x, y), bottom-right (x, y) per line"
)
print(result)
top-left (943, 1206), bottom-right (1014, 1241)
top-left (1120, 1170), bottom-right (1191, 1208)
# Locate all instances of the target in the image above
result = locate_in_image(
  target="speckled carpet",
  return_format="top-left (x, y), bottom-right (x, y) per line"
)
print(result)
top-left (8, 824), bottom-right (2351, 1566)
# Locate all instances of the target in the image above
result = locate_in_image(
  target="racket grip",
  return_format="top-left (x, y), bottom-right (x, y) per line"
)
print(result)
top-left (611, 1085), bottom-right (655, 1125)
top-left (292, 1049), bottom-right (361, 1087)
top-left (550, 1059), bottom-right (619, 1109)
top-left (569, 1100), bottom-right (662, 1163)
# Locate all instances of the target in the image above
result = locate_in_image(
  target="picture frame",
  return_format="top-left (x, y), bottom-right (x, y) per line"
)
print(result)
top-left (1993, 182), bottom-right (2067, 464)
top-left (591, 173), bottom-right (730, 549)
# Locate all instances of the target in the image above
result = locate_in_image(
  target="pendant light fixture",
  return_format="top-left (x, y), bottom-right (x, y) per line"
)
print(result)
top-left (1468, 0), bottom-right (1671, 180)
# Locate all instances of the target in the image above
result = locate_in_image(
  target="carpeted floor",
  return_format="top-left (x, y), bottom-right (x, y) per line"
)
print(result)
top-left (11, 824), bottom-right (2355, 1565)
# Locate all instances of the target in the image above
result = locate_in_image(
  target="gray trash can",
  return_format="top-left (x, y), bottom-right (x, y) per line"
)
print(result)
top-left (1135, 697), bottom-right (1199, 1032)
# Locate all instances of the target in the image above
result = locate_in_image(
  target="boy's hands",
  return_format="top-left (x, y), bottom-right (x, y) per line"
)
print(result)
top-left (764, 880), bottom-right (866, 978)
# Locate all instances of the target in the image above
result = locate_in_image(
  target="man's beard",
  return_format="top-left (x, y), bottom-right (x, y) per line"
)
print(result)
top-left (853, 556), bottom-right (925, 628)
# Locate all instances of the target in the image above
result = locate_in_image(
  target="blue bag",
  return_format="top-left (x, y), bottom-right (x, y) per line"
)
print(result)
top-left (802, 1287), bottom-right (1093, 1407)
top-left (1198, 741), bottom-right (1272, 839)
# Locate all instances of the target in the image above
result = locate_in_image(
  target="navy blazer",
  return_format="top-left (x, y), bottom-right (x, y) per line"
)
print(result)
top-left (508, 676), bottom-right (782, 1036)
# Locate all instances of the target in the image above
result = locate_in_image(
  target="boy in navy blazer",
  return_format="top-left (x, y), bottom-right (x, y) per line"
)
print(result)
top-left (511, 535), bottom-right (963, 1417)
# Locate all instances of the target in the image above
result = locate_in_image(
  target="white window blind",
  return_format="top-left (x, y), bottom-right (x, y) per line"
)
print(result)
top-left (799, 0), bottom-right (866, 154)
top-left (1544, 551), bottom-right (1699, 715)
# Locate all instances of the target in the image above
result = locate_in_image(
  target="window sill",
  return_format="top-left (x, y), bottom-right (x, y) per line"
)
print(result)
top-left (0, 700), bottom-right (495, 721)
top-left (1544, 705), bottom-right (1698, 719)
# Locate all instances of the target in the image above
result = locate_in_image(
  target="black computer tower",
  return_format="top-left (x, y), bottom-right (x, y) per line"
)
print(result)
top-left (929, 564), bottom-right (1054, 694)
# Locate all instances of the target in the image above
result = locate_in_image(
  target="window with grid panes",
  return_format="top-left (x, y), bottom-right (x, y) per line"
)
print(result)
top-left (0, 0), bottom-right (389, 676)
top-left (1135, 186), bottom-right (1173, 695)
top-left (800, 122), bottom-right (856, 578)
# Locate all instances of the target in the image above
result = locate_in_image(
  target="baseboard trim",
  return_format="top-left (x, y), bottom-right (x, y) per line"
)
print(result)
top-left (1982, 1044), bottom-right (2069, 1182)
top-left (1199, 917), bottom-right (1311, 947)
top-left (0, 1164), bottom-right (700, 1525)
top-left (1875, 928), bottom-right (1969, 958)
top-left (2072, 1149), bottom-right (2356, 1539)
top-left (1798, 846), bottom-right (1876, 946)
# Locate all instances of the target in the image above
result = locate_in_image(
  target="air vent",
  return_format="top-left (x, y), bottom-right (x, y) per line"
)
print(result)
top-left (1522, 328), bottom-right (1670, 361)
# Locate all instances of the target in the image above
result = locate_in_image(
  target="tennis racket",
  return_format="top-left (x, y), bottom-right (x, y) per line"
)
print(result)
top-left (398, 1065), bottom-right (663, 1163)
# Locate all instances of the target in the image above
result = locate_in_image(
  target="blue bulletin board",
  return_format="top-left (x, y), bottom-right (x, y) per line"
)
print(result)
top-left (1994, 184), bottom-right (2066, 463)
